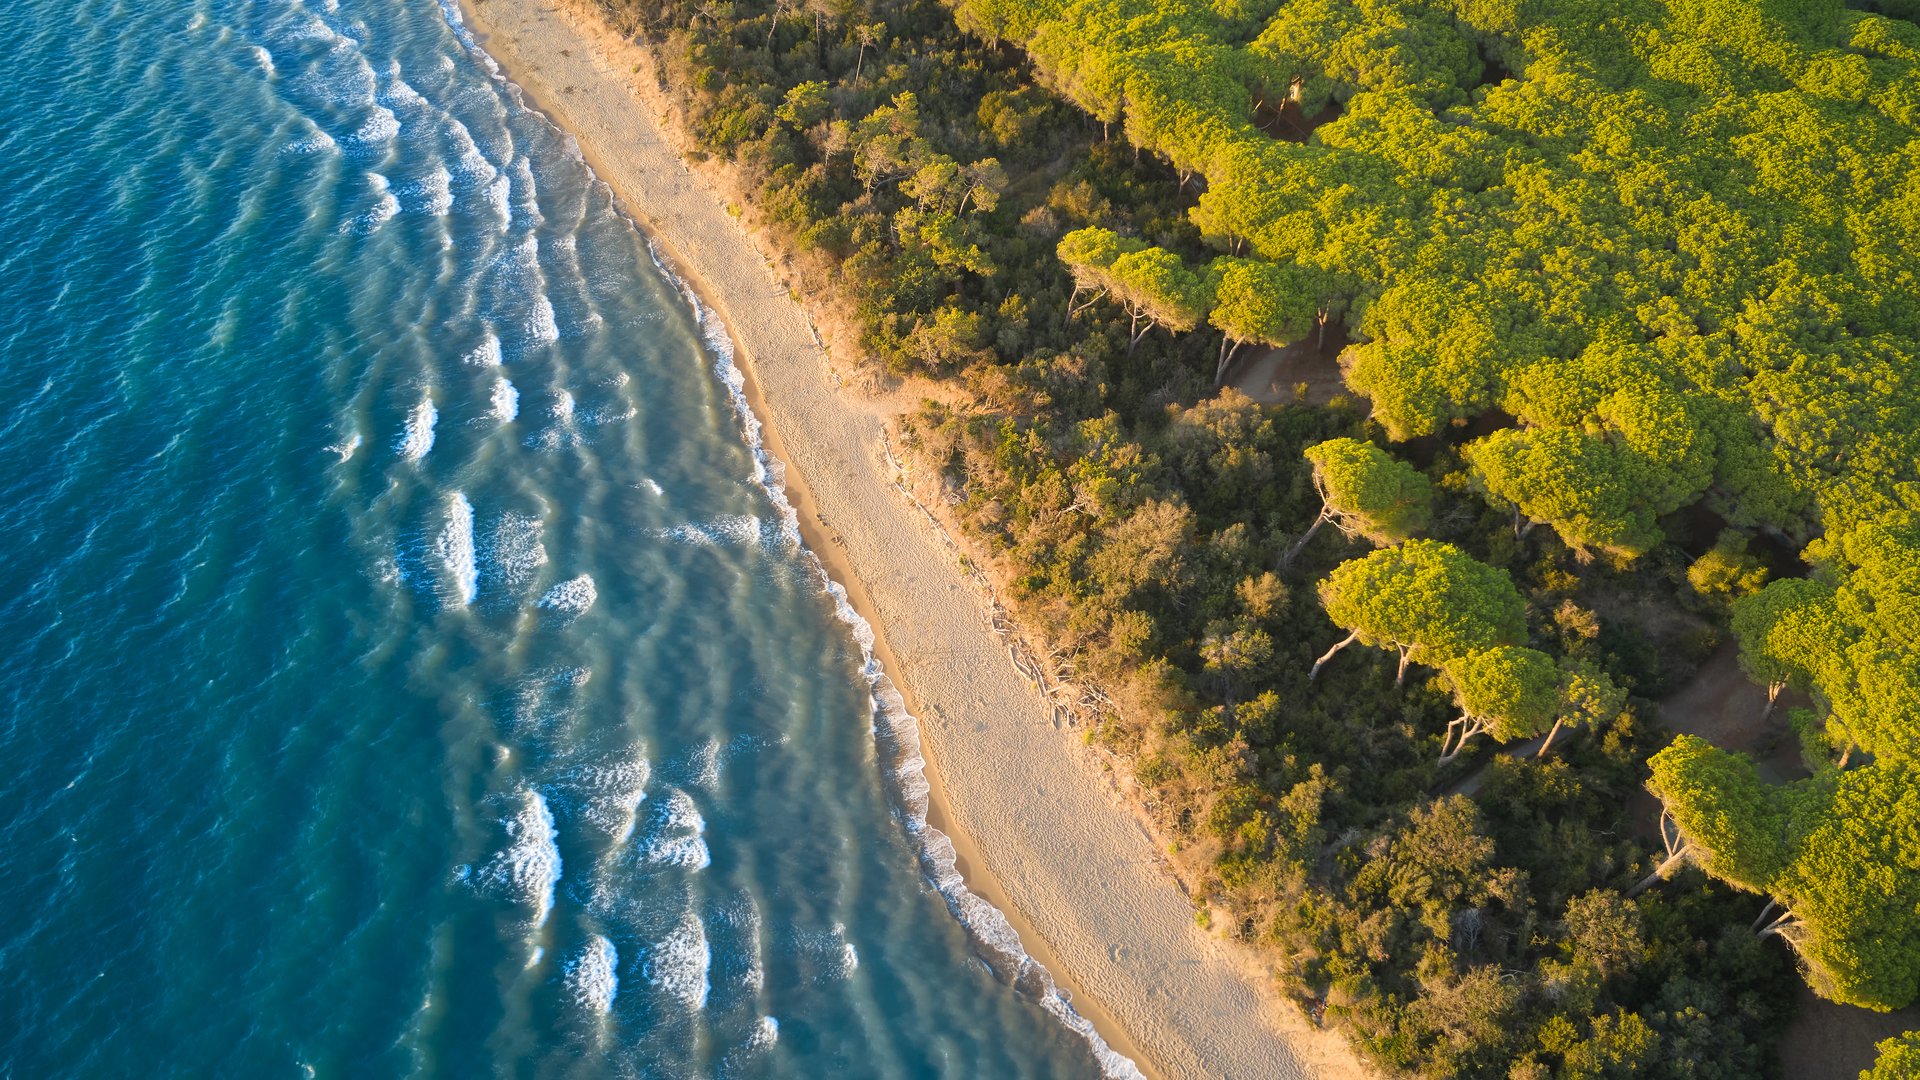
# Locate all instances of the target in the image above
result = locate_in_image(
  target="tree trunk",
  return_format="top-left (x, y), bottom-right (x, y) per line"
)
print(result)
top-left (1309, 628), bottom-right (1359, 680)
top-left (1757, 909), bottom-right (1799, 940)
top-left (1127, 314), bottom-right (1156, 355)
top-left (1837, 741), bottom-right (1856, 769)
top-left (1626, 848), bottom-right (1691, 897)
top-left (1282, 506), bottom-right (1331, 566)
top-left (1750, 899), bottom-right (1779, 933)
top-left (1216, 335), bottom-right (1240, 386)
top-left (1395, 644), bottom-right (1411, 687)
top-left (1536, 716), bottom-right (1566, 758)
top-left (1439, 716), bottom-right (1485, 763)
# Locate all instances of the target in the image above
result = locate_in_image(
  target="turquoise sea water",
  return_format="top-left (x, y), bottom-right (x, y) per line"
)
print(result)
top-left (0, 2), bottom-right (1122, 1075)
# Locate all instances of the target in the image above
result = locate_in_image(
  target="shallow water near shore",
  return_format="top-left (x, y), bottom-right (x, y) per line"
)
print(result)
top-left (0, 1), bottom-right (1112, 1075)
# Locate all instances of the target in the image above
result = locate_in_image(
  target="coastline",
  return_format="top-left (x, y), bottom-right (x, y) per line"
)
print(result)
top-left (451, 2), bottom-right (1367, 1076)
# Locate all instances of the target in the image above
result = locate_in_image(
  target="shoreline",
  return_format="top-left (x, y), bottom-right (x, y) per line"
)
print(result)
top-left (452, 2), bottom-right (1366, 1076)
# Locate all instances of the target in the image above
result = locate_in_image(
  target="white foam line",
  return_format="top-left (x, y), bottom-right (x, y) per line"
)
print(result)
top-left (643, 238), bottom-right (1144, 1080)
top-left (436, 492), bottom-right (477, 606)
top-left (490, 375), bottom-right (519, 420)
top-left (397, 393), bottom-right (437, 461)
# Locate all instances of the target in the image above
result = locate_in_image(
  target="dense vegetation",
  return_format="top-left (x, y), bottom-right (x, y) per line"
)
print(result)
top-left (595, 0), bottom-right (1918, 1074)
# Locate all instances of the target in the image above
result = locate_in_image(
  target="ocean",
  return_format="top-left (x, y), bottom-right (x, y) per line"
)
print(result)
top-left (0, 1), bottom-right (1118, 1075)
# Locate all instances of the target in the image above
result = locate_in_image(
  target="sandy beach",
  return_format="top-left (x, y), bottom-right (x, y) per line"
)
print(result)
top-left (454, 2), bottom-right (1367, 1076)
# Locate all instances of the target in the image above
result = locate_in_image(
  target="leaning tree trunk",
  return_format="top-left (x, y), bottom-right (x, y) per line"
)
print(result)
top-left (1395, 644), bottom-right (1412, 687)
top-left (1628, 811), bottom-right (1693, 897)
top-left (1536, 717), bottom-right (1567, 758)
top-left (1282, 505), bottom-right (1333, 566)
top-left (1439, 715), bottom-right (1488, 763)
top-left (1627, 848), bottom-right (1692, 897)
top-left (1309, 628), bottom-right (1359, 680)
top-left (1756, 908), bottom-right (1801, 941)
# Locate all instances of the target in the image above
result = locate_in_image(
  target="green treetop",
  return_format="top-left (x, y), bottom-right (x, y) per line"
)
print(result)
top-left (1731, 519), bottom-right (1920, 768)
top-left (1312, 539), bottom-right (1527, 686)
top-left (1438, 645), bottom-right (1561, 762)
top-left (1643, 737), bottom-right (1920, 1011)
top-left (980, 0), bottom-right (1920, 561)
top-left (1863, 1032), bottom-right (1920, 1080)
top-left (1288, 437), bottom-right (1431, 563)
top-left (1463, 428), bottom-right (1663, 560)
top-left (1542, 658), bottom-right (1629, 759)
top-left (1058, 227), bottom-right (1214, 351)
top-left (1205, 256), bottom-right (1319, 384)
top-left (1436, 650), bottom-right (1627, 762)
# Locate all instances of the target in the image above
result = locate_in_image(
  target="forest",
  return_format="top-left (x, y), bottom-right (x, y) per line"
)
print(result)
top-left (592, 0), bottom-right (1918, 1074)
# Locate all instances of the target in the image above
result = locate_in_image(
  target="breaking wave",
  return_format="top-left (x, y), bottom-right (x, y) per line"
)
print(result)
top-left (638, 787), bottom-right (709, 870)
top-left (396, 394), bottom-right (436, 461)
top-left (645, 911), bottom-right (710, 1011)
top-left (537, 574), bottom-right (595, 616)
top-left (435, 491), bottom-right (477, 606)
top-left (489, 376), bottom-right (518, 421)
top-left (564, 934), bottom-right (618, 1016)
top-left (472, 789), bottom-right (562, 929)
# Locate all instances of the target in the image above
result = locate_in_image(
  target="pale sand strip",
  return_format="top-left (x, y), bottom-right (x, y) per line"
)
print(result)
top-left (457, 3), bottom-right (1365, 1076)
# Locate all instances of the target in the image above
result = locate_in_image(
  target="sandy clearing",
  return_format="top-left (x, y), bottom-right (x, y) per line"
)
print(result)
top-left (452, 1), bottom-right (1368, 1077)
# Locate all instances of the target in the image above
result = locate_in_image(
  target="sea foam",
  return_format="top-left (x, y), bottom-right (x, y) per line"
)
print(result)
top-left (646, 912), bottom-right (710, 1010)
top-left (639, 787), bottom-right (709, 869)
top-left (481, 511), bottom-right (547, 594)
top-left (347, 106), bottom-right (399, 147)
top-left (526, 295), bottom-right (559, 345)
top-left (346, 173), bottom-right (400, 234)
top-left (537, 574), bottom-right (595, 616)
top-left (397, 394), bottom-right (436, 461)
top-left (565, 935), bottom-right (619, 1016)
top-left (567, 749), bottom-right (649, 846)
top-left (407, 163), bottom-right (453, 216)
top-left (326, 432), bottom-right (361, 461)
top-left (475, 789), bottom-right (562, 928)
top-left (463, 331), bottom-right (502, 367)
top-left (435, 492), bottom-right (477, 606)
top-left (490, 376), bottom-right (518, 421)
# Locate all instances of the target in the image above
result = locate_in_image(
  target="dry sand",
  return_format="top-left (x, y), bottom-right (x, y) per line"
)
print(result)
top-left (453, 2), bottom-right (1368, 1077)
